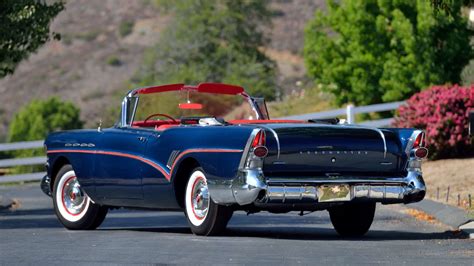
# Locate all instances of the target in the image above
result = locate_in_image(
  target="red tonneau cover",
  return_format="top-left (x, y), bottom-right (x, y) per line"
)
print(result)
top-left (135, 83), bottom-right (245, 95)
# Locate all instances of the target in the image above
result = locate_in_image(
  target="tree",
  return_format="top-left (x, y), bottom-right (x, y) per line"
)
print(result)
top-left (144, 0), bottom-right (277, 100)
top-left (8, 97), bottom-right (82, 173)
top-left (304, 0), bottom-right (473, 106)
top-left (0, 0), bottom-right (64, 78)
top-left (431, 0), bottom-right (474, 13)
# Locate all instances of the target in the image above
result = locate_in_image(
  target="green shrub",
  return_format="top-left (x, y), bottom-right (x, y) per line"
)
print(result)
top-left (393, 85), bottom-right (474, 159)
top-left (8, 97), bottom-right (83, 173)
top-left (106, 55), bottom-right (122, 67)
top-left (118, 20), bottom-right (134, 38)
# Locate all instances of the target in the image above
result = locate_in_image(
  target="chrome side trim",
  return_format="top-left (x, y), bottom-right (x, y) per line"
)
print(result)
top-left (238, 128), bottom-right (261, 169)
top-left (166, 150), bottom-right (180, 169)
top-left (370, 127), bottom-right (387, 158)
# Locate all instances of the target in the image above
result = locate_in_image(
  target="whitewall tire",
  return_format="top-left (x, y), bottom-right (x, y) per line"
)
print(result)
top-left (53, 164), bottom-right (108, 230)
top-left (184, 167), bottom-right (233, 236)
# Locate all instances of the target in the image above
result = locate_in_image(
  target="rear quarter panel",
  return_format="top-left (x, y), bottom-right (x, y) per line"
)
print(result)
top-left (140, 125), bottom-right (256, 208)
top-left (158, 126), bottom-right (253, 179)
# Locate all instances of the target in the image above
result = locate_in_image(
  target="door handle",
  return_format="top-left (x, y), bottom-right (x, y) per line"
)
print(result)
top-left (137, 136), bottom-right (147, 142)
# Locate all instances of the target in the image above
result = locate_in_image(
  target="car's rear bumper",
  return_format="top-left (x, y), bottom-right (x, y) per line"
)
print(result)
top-left (208, 169), bottom-right (426, 206)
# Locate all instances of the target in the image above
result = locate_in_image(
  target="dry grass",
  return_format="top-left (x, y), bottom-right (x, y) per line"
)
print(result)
top-left (422, 157), bottom-right (474, 210)
top-left (268, 86), bottom-right (334, 118)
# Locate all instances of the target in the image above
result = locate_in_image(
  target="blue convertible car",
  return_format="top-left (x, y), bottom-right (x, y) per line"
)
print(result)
top-left (41, 83), bottom-right (428, 236)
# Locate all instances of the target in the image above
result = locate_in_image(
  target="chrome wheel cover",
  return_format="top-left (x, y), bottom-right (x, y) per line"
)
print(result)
top-left (191, 178), bottom-right (209, 219)
top-left (61, 176), bottom-right (87, 215)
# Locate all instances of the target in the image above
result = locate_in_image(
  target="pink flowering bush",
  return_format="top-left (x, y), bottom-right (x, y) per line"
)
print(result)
top-left (393, 85), bottom-right (474, 159)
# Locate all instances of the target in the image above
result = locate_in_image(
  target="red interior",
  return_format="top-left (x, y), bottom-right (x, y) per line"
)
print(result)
top-left (132, 120), bottom-right (180, 128)
top-left (132, 119), bottom-right (306, 131)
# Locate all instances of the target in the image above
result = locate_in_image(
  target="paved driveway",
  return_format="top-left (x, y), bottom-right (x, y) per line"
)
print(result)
top-left (0, 184), bottom-right (472, 265)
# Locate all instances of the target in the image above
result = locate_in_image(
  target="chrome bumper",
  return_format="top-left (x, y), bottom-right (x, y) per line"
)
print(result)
top-left (40, 174), bottom-right (52, 197)
top-left (208, 169), bottom-right (426, 205)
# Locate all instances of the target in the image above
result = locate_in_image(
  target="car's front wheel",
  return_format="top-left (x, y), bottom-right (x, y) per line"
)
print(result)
top-left (329, 202), bottom-right (376, 237)
top-left (53, 164), bottom-right (108, 230)
top-left (184, 167), bottom-right (233, 236)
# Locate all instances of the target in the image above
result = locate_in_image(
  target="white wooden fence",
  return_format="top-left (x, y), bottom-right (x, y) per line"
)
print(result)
top-left (279, 101), bottom-right (405, 127)
top-left (0, 140), bottom-right (46, 184)
top-left (0, 101), bottom-right (405, 184)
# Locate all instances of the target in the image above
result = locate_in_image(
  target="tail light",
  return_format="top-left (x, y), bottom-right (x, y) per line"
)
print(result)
top-left (252, 130), bottom-right (266, 148)
top-left (253, 146), bottom-right (268, 158)
top-left (413, 132), bottom-right (425, 148)
top-left (251, 129), bottom-right (268, 158)
top-left (408, 131), bottom-right (428, 170)
top-left (414, 147), bottom-right (428, 159)
top-left (241, 129), bottom-right (268, 169)
top-left (411, 132), bottom-right (428, 158)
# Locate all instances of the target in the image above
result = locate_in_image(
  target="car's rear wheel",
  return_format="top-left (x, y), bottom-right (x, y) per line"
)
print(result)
top-left (184, 167), bottom-right (233, 236)
top-left (53, 164), bottom-right (108, 230)
top-left (329, 202), bottom-right (376, 237)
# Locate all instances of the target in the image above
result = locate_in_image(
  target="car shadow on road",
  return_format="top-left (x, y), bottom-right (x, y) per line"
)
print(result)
top-left (223, 227), bottom-right (467, 241)
top-left (100, 225), bottom-right (466, 241)
top-left (0, 209), bottom-right (467, 241)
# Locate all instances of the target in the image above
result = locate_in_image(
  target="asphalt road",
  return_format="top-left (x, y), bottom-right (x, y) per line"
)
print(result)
top-left (0, 184), bottom-right (472, 265)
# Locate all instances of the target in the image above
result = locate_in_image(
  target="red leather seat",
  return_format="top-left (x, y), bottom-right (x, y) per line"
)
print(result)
top-left (155, 124), bottom-right (179, 131)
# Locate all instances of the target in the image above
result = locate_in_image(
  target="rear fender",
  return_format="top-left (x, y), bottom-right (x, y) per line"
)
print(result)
top-left (384, 128), bottom-right (424, 157)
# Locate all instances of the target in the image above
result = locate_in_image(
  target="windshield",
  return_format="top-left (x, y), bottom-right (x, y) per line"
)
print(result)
top-left (132, 90), bottom-right (259, 123)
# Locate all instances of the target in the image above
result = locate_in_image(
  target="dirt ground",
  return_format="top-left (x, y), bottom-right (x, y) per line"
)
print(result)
top-left (422, 158), bottom-right (474, 209)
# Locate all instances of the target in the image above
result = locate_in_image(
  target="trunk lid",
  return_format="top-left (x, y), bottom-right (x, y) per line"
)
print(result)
top-left (261, 124), bottom-right (406, 177)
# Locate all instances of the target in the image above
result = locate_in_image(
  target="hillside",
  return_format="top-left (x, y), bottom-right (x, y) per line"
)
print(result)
top-left (0, 0), bottom-right (324, 140)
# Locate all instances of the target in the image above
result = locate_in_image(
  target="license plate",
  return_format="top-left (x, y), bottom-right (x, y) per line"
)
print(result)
top-left (318, 184), bottom-right (351, 202)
